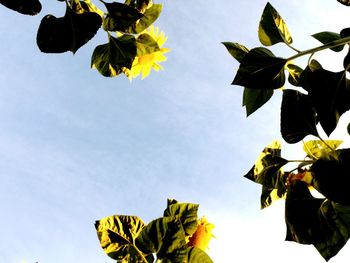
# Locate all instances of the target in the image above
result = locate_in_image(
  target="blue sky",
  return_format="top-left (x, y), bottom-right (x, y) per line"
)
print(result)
top-left (1, 0), bottom-right (350, 262)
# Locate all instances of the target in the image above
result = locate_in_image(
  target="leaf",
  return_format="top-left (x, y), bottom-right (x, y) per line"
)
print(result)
top-left (242, 88), bottom-right (273, 116)
top-left (136, 33), bottom-right (160, 57)
top-left (36, 3), bottom-right (102, 53)
top-left (312, 31), bottom-right (344, 52)
top-left (125, 0), bottom-right (152, 11)
top-left (303, 140), bottom-right (343, 160)
top-left (135, 217), bottom-right (188, 262)
top-left (280, 90), bottom-right (319, 144)
top-left (186, 247), bottom-right (213, 263)
top-left (232, 47), bottom-right (287, 89)
top-left (222, 42), bottom-right (249, 62)
top-left (95, 215), bottom-right (153, 262)
top-left (304, 68), bottom-right (350, 136)
top-left (126, 4), bottom-right (162, 34)
top-left (0, 0), bottom-right (41, 15)
top-left (343, 46), bottom-right (350, 72)
top-left (244, 140), bottom-right (288, 208)
top-left (258, 2), bottom-right (292, 46)
top-left (91, 34), bottom-right (136, 77)
top-left (102, 2), bottom-right (143, 32)
top-left (163, 199), bottom-right (199, 236)
top-left (337, 0), bottom-right (350, 6)
top-left (81, 0), bottom-right (105, 17)
top-left (286, 63), bottom-right (303, 87)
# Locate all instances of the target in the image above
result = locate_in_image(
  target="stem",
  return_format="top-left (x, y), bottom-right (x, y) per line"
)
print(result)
top-left (288, 160), bottom-right (314, 163)
top-left (286, 43), bottom-right (301, 53)
top-left (287, 36), bottom-right (350, 61)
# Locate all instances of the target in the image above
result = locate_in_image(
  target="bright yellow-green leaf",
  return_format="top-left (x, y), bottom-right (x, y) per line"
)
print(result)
top-left (303, 140), bottom-right (343, 160)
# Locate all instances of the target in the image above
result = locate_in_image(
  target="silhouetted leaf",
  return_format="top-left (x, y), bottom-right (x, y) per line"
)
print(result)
top-left (102, 2), bottom-right (143, 32)
top-left (37, 3), bottom-right (102, 53)
top-left (312, 31), bottom-right (344, 52)
top-left (242, 88), bottom-right (273, 116)
top-left (136, 33), bottom-right (160, 56)
top-left (337, 0), bottom-right (350, 6)
top-left (258, 2), bottom-right (292, 46)
top-left (222, 42), bottom-right (249, 62)
top-left (91, 34), bottom-right (136, 77)
top-left (0, 0), bottom-right (41, 15)
top-left (286, 63), bottom-right (303, 87)
top-left (136, 217), bottom-right (188, 262)
top-left (304, 68), bottom-right (350, 136)
top-left (281, 90), bottom-right (319, 143)
top-left (303, 140), bottom-right (343, 160)
top-left (163, 200), bottom-right (199, 236)
top-left (95, 215), bottom-right (153, 262)
top-left (343, 46), bottom-right (350, 71)
top-left (126, 4), bottom-right (162, 34)
top-left (125, 0), bottom-right (152, 11)
top-left (186, 247), bottom-right (213, 263)
top-left (232, 47), bottom-right (287, 89)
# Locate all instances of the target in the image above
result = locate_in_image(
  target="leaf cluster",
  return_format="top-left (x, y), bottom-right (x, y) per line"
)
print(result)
top-left (0, 0), bottom-right (164, 78)
top-left (95, 199), bottom-right (213, 263)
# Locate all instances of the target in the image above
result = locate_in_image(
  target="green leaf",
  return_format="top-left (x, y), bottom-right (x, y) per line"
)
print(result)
top-left (280, 90), bottom-right (319, 144)
top-left (126, 4), bottom-right (162, 34)
top-left (95, 215), bottom-right (153, 262)
top-left (303, 140), bottom-right (343, 160)
top-left (258, 2), bottom-right (292, 46)
top-left (136, 33), bottom-right (160, 56)
top-left (163, 200), bottom-right (199, 236)
top-left (102, 2), bottom-right (143, 32)
top-left (304, 68), bottom-right (350, 136)
top-left (136, 217), bottom-right (188, 262)
top-left (0, 0), bottom-right (41, 15)
top-left (186, 247), bottom-right (213, 263)
top-left (232, 47), bottom-right (287, 89)
top-left (312, 31), bottom-right (344, 52)
top-left (91, 34), bottom-right (136, 77)
top-left (244, 140), bottom-right (288, 208)
top-left (222, 42), bottom-right (249, 62)
top-left (286, 63), bottom-right (303, 87)
top-left (36, 3), bottom-right (102, 53)
top-left (242, 88), bottom-right (273, 116)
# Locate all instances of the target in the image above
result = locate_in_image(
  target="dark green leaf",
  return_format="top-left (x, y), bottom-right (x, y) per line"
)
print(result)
top-left (163, 200), bottom-right (199, 236)
top-left (222, 42), bottom-right (249, 62)
top-left (136, 217), bottom-right (188, 262)
top-left (286, 63), bottom-right (303, 87)
top-left (186, 247), bottom-right (213, 263)
top-left (280, 90), bottom-right (319, 144)
top-left (242, 88), bottom-right (273, 116)
top-left (303, 68), bottom-right (350, 136)
top-left (102, 2), bottom-right (143, 32)
top-left (136, 33), bottom-right (160, 56)
top-left (36, 4), bottom-right (102, 53)
top-left (95, 215), bottom-right (153, 262)
top-left (0, 0), bottom-right (41, 15)
top-left (312, 31), bottom-right (344, 52)
top-left (91, 34), bottom-right (136, 77)
top-left (126, 4), bottom-right (162, 34)
top-left (258, 2), bottom-right (292, 46)
top-left (232, 47), bottom-right (287, 89)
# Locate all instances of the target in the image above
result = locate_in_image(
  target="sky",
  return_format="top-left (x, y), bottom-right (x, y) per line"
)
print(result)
top-left (1, 0), bottom-right (350, 262)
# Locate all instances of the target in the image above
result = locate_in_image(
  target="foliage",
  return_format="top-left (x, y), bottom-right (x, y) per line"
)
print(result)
top-left (0, 0), bottom-right (168, 79)
top-left (95, 199), bottom-right (214, 263)
top-left (224, 1), bottom-right (350, 261)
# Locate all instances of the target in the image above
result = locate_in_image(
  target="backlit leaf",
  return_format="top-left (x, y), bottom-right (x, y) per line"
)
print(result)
top-left (232, 47), bottom-right (287, 89)
top-left (286, 63), bottom-right (303, 87)
top-left (102, 2), bottom-right (143, 32)
top-left (0, 0), bottom-right (41, 15)
top-left (186, 247), bottom-right (213, 263)
top-left (258, 2), bottom-right (292, 46)
top-left (126, 4), bottom-right (162, 34)
top-left (303, 140), bottom-right (343, 160)
top-left (222, 42), bottom-right (249, 62)
top-left (91, 34), bottom-right (136, 77)
top-left (281, 90), bottom-right (319, 144)
top-left (312, 31), bottom-right (344, 52)
top-left (242, 88), bottom-right (273, 116)
top-left (136, 33), bottom-right (160, 56)
top-left (95, 215), bottom-right (153, 262)
top-left (37, 3), bottom-right (102, 53)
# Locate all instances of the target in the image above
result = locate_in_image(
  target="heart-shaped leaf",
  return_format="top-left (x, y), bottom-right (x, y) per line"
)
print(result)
top-left (37, 3), bottom-right (102, 53)
top-left (280, 90), bottom-right (319, 144)
top-left (0, 0), bottom-right (41, 15)
top-left (91, 34), bottom-right (136, 77)
top-left (258, 2), bottom-right (292, 46)
top-left (312, 31), bottom-right (344, 52)
top-left (242, 88), bottom-right (273, 116)
top-left (102, 1), bottom-right (143, 32)
top-left (222, 42), bottom-right (249, 62)
top-left (126, 4), bottom-right (162, 34)
top-left (232, 47), bottom-right (287, 89)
